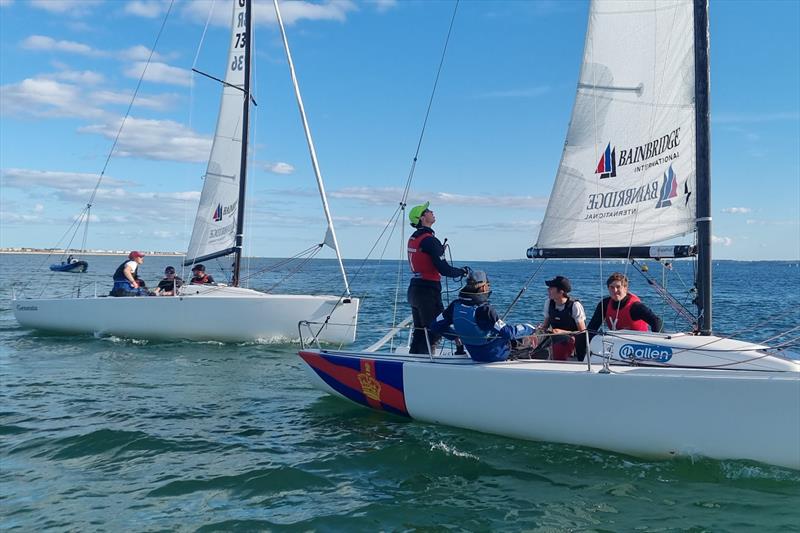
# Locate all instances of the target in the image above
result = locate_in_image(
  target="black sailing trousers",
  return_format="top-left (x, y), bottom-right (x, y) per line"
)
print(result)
top-left (407, 282), bottom-right (444, 355)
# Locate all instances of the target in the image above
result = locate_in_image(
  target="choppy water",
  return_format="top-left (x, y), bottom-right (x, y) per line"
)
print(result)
top-left (2, 254), bottom-right (799, 531)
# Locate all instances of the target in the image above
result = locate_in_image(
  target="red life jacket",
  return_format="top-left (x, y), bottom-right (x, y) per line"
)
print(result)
top-left (605, 292), bottom-right (649, 331)
top-left (407, 233), bottom-right (441, 282)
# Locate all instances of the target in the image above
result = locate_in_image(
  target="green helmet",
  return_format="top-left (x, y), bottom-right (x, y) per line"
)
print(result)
top-left (408, 201), bottom-right (430, 226)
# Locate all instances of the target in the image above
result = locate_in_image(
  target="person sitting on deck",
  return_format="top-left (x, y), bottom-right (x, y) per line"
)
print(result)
top-left (586, 272), bottom-right (663, 338)
top-left (538, 275), bottom-right (587, 361)
top-left (428, 270), bottom-right (536, 363)
top-left (189, 264), bottom-right (215, 285)
top-left (154, 266), bottom-right (184, 296)
top-left (110, 251), bottom-right (149, 297)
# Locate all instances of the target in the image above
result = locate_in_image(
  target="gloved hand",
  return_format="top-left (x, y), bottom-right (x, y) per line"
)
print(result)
top-left (461, 265), bottom-right (472, 278)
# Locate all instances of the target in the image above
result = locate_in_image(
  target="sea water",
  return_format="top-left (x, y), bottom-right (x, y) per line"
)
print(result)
top-left (2, 254), bottom-right (799, 531)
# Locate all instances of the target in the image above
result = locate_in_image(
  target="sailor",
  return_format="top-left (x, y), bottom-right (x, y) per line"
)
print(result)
top-left (540, 275), bottom-right (587, 361)
top-left (110, 251), bottom-right (148, 297)
top-left (429, 270), bottom-right (535, 362)
top-left (155, 266), bottom-right (184, 296)
top-left (406, 202), bottom-right (469, 355)
top-left (586, 272), bottom-right (663, 336)
top-left (190, 264), bottom-right (215, 285)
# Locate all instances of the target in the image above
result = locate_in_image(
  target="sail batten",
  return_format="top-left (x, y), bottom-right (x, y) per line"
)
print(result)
top-left (185, 0), bottom-right (248, 266)
top-left (534, 0), bottom-right (697, 251)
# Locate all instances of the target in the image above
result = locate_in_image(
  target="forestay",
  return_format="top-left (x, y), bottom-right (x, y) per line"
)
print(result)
top-left (185, 0), bottom-right (247, 264)
top-left (536, 0), bottom-right (697, 250)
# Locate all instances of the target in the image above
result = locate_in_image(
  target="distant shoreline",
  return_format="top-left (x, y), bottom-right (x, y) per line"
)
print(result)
top-left (1, 250), bottom-right (182, 257)
top-left (1, 249), bottom-right (797, 262)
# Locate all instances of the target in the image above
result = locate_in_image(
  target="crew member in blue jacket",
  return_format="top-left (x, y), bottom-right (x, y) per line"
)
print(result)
top-left (407, 202), bottom-right (469, 354)
top-left (429, 270), bottom-right (535, 362)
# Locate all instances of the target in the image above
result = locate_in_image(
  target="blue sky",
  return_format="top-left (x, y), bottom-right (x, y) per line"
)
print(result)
top-left (1, 0), bottom-right (798, 262)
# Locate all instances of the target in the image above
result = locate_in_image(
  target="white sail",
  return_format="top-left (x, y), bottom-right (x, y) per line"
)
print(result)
top-left (186, 0), bottom-right (248, 263)
top-left (535, 0), bottom-right (697, 250)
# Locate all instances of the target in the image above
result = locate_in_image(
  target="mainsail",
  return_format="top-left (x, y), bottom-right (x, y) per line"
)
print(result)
top-left (185, 0), bottom-right (248, 265)
top-left (535, 0), bottom-right (697, 252)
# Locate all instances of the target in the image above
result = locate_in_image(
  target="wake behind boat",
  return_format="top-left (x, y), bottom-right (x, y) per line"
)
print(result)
top-left (13, 0), bottom-right (359, 344)
top-left (297, 0), bottom-right (800, 468)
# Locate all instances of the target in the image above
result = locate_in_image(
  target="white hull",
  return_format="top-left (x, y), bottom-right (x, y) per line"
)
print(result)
top-left (298, 332), bottom-right (800, 469)
top-left (14, 285), bottom-right (359, 343)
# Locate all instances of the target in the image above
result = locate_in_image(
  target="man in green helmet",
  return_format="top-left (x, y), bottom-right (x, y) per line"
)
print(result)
top-left (407, 202), bottom-right (470, 354)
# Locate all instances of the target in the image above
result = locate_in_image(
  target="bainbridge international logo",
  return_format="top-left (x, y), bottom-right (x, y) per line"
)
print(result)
top-left (595, 142), bottom-right (617, 179)
top-left (212, 203), bottom-right (223, 222)
top-left (655, 164), bottom-right (678, 209)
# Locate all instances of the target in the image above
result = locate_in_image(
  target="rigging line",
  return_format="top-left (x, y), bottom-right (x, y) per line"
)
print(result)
top-left (630, 258), bottom-right (696, 327)
top-left (501, 258), bottom-right (547, 320)
top-left (26, 206), bottom-right (89, 298)
top-left (399, 0), bottom-right (460, 204)
top-left (263, 247), bottom-right (322, 294)
top-left (84, 0), bottom-right (175, 209)
top-left (191, 0), bottom-right (216, 69)
top-left (310, 207), bottom-right (406, 344)
top-left (236, 244), bottom-right (322, 284)
top-left (758, 325), bottom-right (800, 346)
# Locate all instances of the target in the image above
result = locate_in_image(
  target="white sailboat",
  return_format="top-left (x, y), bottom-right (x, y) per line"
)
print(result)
top-left (295, 0), bottom-right (800, 469)
top-left (13, 0), bottom-right (359, 344)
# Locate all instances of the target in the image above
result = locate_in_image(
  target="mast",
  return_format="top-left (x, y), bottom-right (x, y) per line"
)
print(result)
top-left (231, 0), bottom-right (252, 287)
top-left (693, 0), bottom-right (712, 334)
top-left (272, 0), bottom-right (352, 296)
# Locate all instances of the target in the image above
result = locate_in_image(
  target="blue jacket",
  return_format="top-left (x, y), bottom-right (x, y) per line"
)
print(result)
top-left (429, 298), bottom-right (534, 362)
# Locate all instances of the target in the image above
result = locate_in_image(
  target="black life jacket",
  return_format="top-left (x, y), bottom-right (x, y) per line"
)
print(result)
top-left (548, 297), bottom-right (579, 331)
top-left (113, 260), bottom-right (137, 282)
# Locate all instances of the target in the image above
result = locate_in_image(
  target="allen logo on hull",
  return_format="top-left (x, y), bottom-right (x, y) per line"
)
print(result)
top-left (619, 343), bottom-right (673, 362)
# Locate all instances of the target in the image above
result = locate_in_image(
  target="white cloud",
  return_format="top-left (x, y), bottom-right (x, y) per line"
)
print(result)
top-left (714, 111), bottom-right (800, 124)
top-left (370, 0), bottom-right (397, 13)
top-left (721, 207), bottom-right (752, 214)
top-left (277, 0), bottom-right (357, 24)
top-left (461, 219), bottom-right (541, 232)
top-left (79, 116), bottom-right (211, 163)
top-left (264, 162), bottom-right (295, 174)
top-left (90, 90), bottom-right (178, 111)
top-left (0, 0), bottom-right (14, 7)
top-left (0, 211), bottom-right (42, 223)
top-left (324, 186), bottom-right (548, 209)
top-left (123, 61), bottom-right (193, 87)
top-left (182, 0), bottom-right (358, 27)
top-left (745, 219), bottom-right (798, 226)
top-left (47, 68), bottom-right (105, 85)
top-left (332, 215), bottom-right (395, 228)
top-left (120, 45), bottom-right (165, 62)
top-left (0, 78), bottom-right (106, 119)
top-left (711, 235), bottom-right (733, 246)
top-left (153, 229), bottom-right (181, 239)
top-left (30, 0), bottom-right (102, 15)
top-left (124, 0), bottom-right (168, 18)
top-left (34, 204), bottom-right (45, 212)
top-left (1, 168), bottom-right (134, 191)
top-left (21, 35), bottom-right (103, 56)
